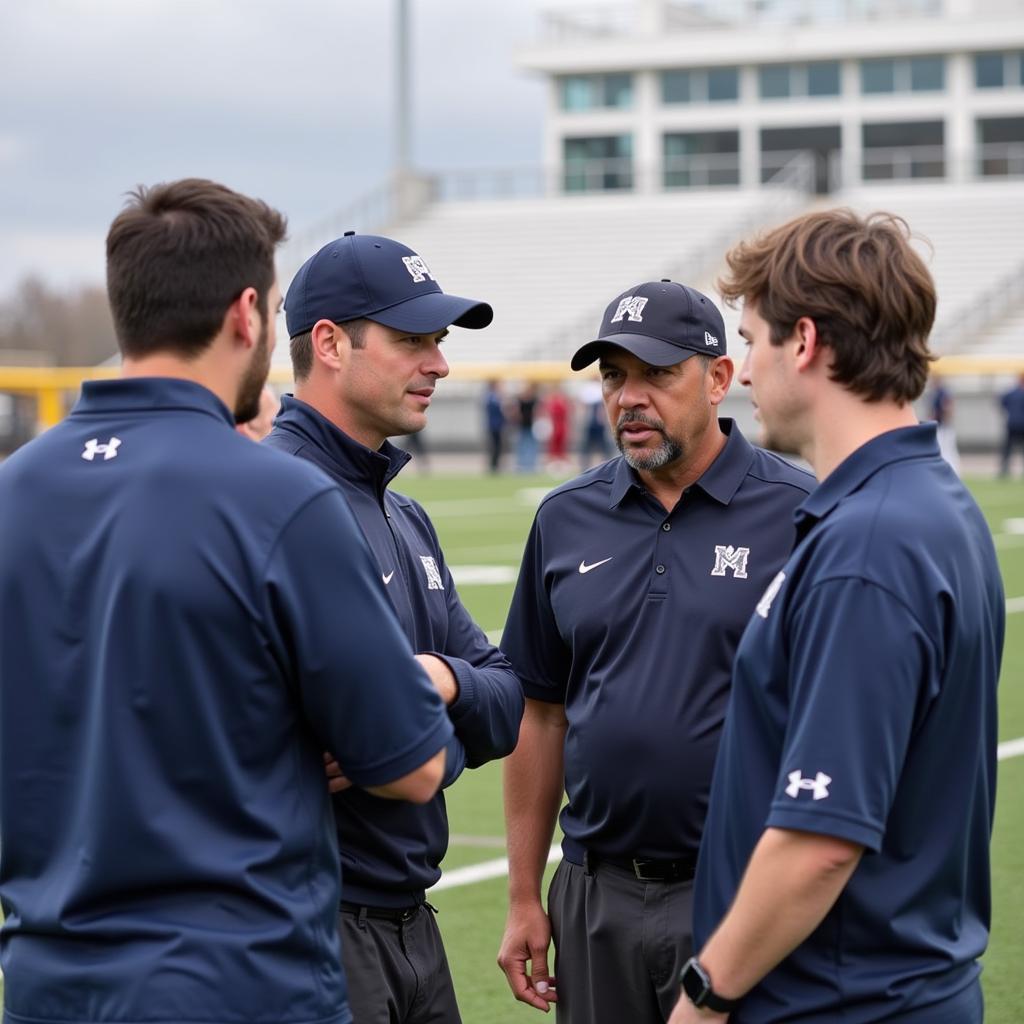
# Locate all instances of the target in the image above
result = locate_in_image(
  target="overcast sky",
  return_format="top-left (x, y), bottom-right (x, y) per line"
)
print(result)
top-left (0, 0), bottom-right (552, 295)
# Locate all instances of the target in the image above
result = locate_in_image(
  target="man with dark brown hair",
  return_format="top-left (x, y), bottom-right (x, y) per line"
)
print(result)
top-left (669, 209), bottom-right (1004, 1024)
top-left (0, 179), bottom-right (452, 1024)
top-left (267, 231), bottom-right (523, 1024)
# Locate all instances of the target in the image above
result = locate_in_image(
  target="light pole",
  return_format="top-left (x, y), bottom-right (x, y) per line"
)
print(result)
top-left (395, 0), bottom-right (412, 191)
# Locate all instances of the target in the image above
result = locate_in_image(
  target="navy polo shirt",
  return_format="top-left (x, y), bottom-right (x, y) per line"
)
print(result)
top-left (695, 425), bottom-right (1004, 1023)
top-left (266, 396), bottom-right (523, 906)
top-left (501, 420), bottom-right (813, 861)
top-left (0, 379), bottom-right (452, 1024)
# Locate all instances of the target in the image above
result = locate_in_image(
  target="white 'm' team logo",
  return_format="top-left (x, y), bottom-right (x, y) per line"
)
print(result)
top-left (704, 331), bottom-right (719, 348)
top-left (420, 555), bottom-right (444, 590)
top-left (610, 296), bottom-right (648, 323)
top-left (402, 255), bottom-right (434, 283)
top-left (710, 544), bottom-right (749, 579)
top-left (786, 770), bottom-right (832, 800)
top-left (756, 570), bottom-right (785, 618)
top-left (81, 437), bottom-right (122, 461)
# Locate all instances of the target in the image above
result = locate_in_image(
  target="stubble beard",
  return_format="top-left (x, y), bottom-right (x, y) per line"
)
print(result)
top-left (235, 319), bottom-right (271, 424)
top-left (615, 413), bottom-right (684, 471)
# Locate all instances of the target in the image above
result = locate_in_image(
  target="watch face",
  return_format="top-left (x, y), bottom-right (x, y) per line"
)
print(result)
top-left (681, 957), bottom-right (711, 1006)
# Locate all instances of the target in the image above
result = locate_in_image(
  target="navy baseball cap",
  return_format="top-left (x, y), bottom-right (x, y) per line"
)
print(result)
top-left (570, 280), bottom-right (727, 370)
top-left (285, 232), bottom-right (493, 338)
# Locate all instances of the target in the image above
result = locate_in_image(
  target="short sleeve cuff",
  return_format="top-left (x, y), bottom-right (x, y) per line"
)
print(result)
top-left (766, 805), bottom-right (883, 853)
top-left (344, 715), bottom-right (454, 788)
top-left (520, 678), bottom-right (566, 704)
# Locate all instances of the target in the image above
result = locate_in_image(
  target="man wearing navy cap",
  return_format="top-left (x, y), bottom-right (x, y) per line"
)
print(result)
top-left (0, 181), bottom-right (452, 1024)
top-left (266, 232), bottom-right (524, 1024)
top-left (668, 211), bottom-right (1004, 1024)
top-left (497, 280), bottom-right (813, 1023)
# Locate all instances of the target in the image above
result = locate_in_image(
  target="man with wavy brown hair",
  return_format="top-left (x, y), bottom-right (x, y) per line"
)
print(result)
top-left (669, 210), bottom-right (1004, 1024)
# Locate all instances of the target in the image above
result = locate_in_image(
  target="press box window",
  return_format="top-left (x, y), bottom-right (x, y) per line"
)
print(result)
top-left (563, 135), bottom-right (634, 192)
top-left (974, 51), bottom-right (1024, 89)
top-left (758, 62), bottom-right (840, 99)
top-left (662, 67), bottom-right (739, 104)
top-left (861, 56), bottom-right (945, 94)
top-left (663, 131), bottom-right (740, 188)
top-left (560, 73), bottom-right (634, 111)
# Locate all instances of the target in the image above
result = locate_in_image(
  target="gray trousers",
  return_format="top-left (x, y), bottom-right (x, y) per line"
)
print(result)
top-left (338, 904), bottom-right (462, 1024)
top-left (548, 859), bottom-right (694, 1024)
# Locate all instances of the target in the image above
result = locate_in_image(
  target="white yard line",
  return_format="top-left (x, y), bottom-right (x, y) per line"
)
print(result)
top-left (1007, 596), bottom-right (1024, 614)
top-left (998, 737), bottom-right (1024, 761)
top-left (449, 565), bottom-right (518, 586)
top-left (430, 844), bottom-right (561, 893)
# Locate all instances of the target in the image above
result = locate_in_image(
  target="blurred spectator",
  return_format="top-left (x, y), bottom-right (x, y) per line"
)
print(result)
top-left (514, 382), bottom-right (540, 473)
top-left (578, 379), bottom-right (611, 470)
top-left (484, 379), bottom-right (506, 474)
top-left (235, 385), bottom-right (280, 442)
top-left (999, 373), bottom-right (1024, 478)
top-left (927, 379), bottom-right (959, 475)
top-left (545, 385), bottom-right (571, 472)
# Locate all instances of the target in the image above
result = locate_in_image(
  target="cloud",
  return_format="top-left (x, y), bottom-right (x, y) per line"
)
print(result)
top-left (0, 0), bottom-right (546, 293)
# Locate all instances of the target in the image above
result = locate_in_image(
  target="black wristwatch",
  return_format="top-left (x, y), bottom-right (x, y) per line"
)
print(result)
top-left (679, 957), bottom-right (740, 1013)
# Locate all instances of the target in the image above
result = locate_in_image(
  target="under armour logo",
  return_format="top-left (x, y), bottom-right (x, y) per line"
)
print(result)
top-left (610, 296), bottom-right (648, 323)
top-left (402, 255), bottom-right (434, 283)
top-left (786, 770), bottom-right (832, 800)
top-left (710, 544), bottom-right (749, 579)
top-left (420, 555), bottom-right (444, 591)
top-left (704, 331), bottom-right (719, 348)
top-left (756, 571), bottom-right (786, 618)
top-left (81, 437), bottom-right (122, 461)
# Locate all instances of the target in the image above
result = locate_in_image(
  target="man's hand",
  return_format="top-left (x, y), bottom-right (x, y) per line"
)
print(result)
top-left (497, 900), bottom-right (557, 1012)
top-left (666, 992), bottom-right (728, 1024)
top-left (415, 653), bottom-right (459, 706)
top-left (323, 751), bottom-right (352, 794)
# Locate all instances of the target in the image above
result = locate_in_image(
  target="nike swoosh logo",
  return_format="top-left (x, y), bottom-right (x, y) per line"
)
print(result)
top-left (382, 571), bottom-right (395, 585)
top-left (578, 557), bottom-right (613, 574)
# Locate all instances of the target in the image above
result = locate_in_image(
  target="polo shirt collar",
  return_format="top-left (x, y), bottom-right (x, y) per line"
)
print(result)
top-left (795, 423), bottom-right (939, 539)
top-left (608, 418), bottom-right (753, 509)
top-left (275, 394), bottom-right (410, 494)
top-left (73, 377), bottom-right (235, 427)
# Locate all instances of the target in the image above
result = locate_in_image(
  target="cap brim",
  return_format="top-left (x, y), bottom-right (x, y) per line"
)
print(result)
top-left (369, 292), bottom-right (493, 333)
top-left (570, 334), bottom-right (699, 371)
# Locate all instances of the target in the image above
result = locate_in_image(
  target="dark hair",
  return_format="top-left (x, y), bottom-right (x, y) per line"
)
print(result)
top-left (106, 178), bottom-right (287, 359)
top-left (718, 208), bottom-right (935, 403)
top-left (290, 318), bottom-right (369, 382)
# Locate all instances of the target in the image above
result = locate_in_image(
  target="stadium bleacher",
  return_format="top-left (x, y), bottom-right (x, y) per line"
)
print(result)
top-left (274, 178), bottom-right (1024, 368)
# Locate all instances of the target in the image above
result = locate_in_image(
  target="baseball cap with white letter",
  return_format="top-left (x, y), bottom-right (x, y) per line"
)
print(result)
top-left (570, 279), bottom-right (727, 370)
top-left (285, 232), bottom-right (493, 338)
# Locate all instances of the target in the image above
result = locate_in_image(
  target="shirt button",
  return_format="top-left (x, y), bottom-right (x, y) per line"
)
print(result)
top-left (655, 564), bottom-right (666, 574)
top-left (662, 522), bottom-right (671, 532)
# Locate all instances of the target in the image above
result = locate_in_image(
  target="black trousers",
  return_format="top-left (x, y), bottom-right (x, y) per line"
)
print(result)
top-left (339, 904), bottom-right (462, 1024)
top-left (548, 858), bottom-right (694, 1024)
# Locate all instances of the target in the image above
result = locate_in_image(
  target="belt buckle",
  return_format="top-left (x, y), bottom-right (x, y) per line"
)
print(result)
top-left (398, 905), bottom-right (419, 922)
top-left (631, 858), bottom-right (662, 882)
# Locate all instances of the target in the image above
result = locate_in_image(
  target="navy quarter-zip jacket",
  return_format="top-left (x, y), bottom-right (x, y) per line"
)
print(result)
top-left (266, 395), bottom-right (524, 906)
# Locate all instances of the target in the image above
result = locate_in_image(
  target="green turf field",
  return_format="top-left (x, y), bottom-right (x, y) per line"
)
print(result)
top-left (1, 471), bottom-right (1020, 1018)
top-left (392, 470), bottom-right (1024, 1024)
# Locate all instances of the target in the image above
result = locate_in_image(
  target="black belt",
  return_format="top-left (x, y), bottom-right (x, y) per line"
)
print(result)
top-left (339, 900), bottom-right (423, 922)
top-left (581, 850), bottom-right (697, 883)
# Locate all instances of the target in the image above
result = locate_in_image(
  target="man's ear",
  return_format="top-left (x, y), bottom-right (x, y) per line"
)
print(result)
top-left (229, 287), bottom-right (261, 351)
top-left (792, 317), bottom-right (820, 372)
top-left (310, 320), bottom-right (346, 372)
top-left (707, 356), bottom-right (734, 406)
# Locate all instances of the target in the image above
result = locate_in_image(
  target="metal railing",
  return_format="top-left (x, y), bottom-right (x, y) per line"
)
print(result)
top-left (931, 252), bottom-right (1024, 353)
top-left (281, 172), bottom-right (436, 277)
top-left (535, 0), bottom-right (963, 41)
top-left (520, 152), bottom-right (815, 362)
